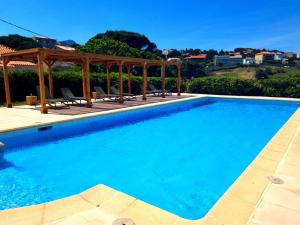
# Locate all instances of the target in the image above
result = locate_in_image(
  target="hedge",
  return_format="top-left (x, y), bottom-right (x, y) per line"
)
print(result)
top-left (2, 70), bottom-right (299, 104)
top-left (0, 70), bottom-right (185, 103)
top-left (187, 76), bottom-right (300, 98)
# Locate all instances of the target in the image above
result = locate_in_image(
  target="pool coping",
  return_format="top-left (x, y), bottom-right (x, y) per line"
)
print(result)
top-left (0, 94), bottom-right (300, 225)
top-left (0, 94), bottom-right (200, 133)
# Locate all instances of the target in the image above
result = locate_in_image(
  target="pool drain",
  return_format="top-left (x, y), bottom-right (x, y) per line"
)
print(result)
top-left (112, 218), bottom-right (135, 225)
top-left (268, 176), bottom-right (284, 184)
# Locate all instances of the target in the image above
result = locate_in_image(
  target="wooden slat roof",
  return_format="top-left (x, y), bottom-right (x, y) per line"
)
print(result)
top-left (1, 48), bottom-right (181, 67)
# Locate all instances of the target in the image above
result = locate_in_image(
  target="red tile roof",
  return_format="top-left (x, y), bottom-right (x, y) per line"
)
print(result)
top-left (185, 54), bottom-right (207, 59)
top-left (0, 44), bottom-right (14, 54)
top-left (0, 44), bottom-right (36, 69)
top-left (257, 51), bottom-right (276, 55)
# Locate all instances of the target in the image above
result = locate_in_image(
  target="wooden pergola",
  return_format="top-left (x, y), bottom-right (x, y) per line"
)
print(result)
top-left (1, 48), bottom-right (182, 114)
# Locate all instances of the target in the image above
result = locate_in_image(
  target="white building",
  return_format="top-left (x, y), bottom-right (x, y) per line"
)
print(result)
top-left (214, 55), bottom-right (243, 66)
top-left (274, 52), bottom-right (285, 61)
top-left (243, 58), bottom-right (256, 65)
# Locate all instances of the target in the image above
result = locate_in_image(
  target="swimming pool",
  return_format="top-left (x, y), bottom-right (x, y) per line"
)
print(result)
top-left (0, 97), bottom-right (299, 219)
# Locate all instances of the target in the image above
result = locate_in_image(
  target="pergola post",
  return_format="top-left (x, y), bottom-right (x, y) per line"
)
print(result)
top-left (161, 62), bottom-right (166, 98)
top-left (118, 61), bottom-right (124, 103)
top-left (45, 60), bottom-right (55, 98)
top-left (106, 63), bottom-right (111, 96)
top-left (81, 61), bottom-right (87, 98)
top-left (142, 62), bottom-right (148, 100)
top-left (126, 65), bottom-right (131, 94)
top-left (177, 63), bottom-right (182, 96)
top-left (83, 58), bottom-right (92, 107)
top-left (37, 52), bottom-right (48, 114)
top-left (3, 58), bottom-right (12, 108)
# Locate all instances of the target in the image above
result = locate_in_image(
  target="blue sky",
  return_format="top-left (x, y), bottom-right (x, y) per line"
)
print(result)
top-left (1, 0), bottom-right (300, 51)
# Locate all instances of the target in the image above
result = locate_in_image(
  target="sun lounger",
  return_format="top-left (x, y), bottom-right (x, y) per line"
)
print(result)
top-left (110, 87), bottom-right (137, 100)
top-left (94, 86), bottom-right (119, 101)
top-left (36, 86), bottom-right (69, 108)
top-left (149, 84), bottom-right (172, 96)
top-left (60, 88), bottom-right (86, 105)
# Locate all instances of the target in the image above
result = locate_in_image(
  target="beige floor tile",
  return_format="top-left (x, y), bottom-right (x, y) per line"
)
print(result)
top-left (229, 168), bottom-right (270, 204)
top-left (173, 217), bottom-right (203, 225)
top-left (251, 201), bottom-right (300, 225)
top-left (265, 143), bottom-right (287, 152)
top-left (79, 208), bottom-right (117, 225)
top-left (285, 150), bottom-right (300, 167)
top-left (100, 192), bottom-right (136, 214)
top-left (252, 157), bottom-right (279, 172)
top-left (274, 176), bottom-right (300, 195)
top-left (206, 195), bottom-right (255, 225)
top-left (42, 195), bottom-right (94, 224)
top-left (271, 136), bottom-right (293, 146)
top-left (259, 149), bottom-right (284, 162)
top-left (119, 200), bottom-right (177, 225)
top-left (48, 215), bottom-right (92, 225)
top-left (201, 216), bottom-right (221, 225)
top-left (80, 185), bottom-right (116, 207)
top-left (289, 142), bottom-right (300, 153)
top-left (277, 164), bottom-right (300, 179)
top-left (0, 204), bottom-right (44, 225)
top-left (263, 183), bottom-right (300, 211)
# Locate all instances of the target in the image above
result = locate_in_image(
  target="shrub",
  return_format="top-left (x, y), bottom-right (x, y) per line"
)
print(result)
top-left (0, 70), bottom-right (184, 103)
top-left (187, 76), bottom-right (300, 97)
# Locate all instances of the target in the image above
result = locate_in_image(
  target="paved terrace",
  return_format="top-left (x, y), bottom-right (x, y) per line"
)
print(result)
top-left (0, 94), bottom-right (300, 225)
top-left (0, 95), bottom-right (194, 132)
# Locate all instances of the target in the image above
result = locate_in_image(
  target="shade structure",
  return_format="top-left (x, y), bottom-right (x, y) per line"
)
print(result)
top-left (1, 48), bottom-right (182, 113)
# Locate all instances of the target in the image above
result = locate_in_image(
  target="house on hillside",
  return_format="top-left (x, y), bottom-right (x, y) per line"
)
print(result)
top-left (53, 45), bottom-right (75, 51)
top-left (51, 45), bottom-right (75, 70)
top-left (274, 52), bottom-right (285, 61)
top-left (255, 52), bottom-right (276, 64)
top-left (185, 54), bottom-right (207, 63)
top-left (0, 44), bottom-right (36, 70)
top-left (32, 36), bottom-right (57, 48)
top-left (167, 57), bottom-right (181, 62)
top-left (243, 57), bottom-right (256, 65)
top-left (214, 55), bottom-right (243, 66)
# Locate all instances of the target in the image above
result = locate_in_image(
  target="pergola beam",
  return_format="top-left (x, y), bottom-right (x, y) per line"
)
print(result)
top-left (161, 62), bottom-right (166, 98)
top-left (118, 61), bottom-right (124, 103)
top-left (81, 61), bottom-right (87, 98)
top-left (44, 59), bottom-right (56, 98)
top-left (177, 64), bottom-right (182, 96)
top-left (2, 58), bottom-right (12, 108)
top-left (37, 52), bottom-right (48, 114)
top-left (126, 65), bottom-right (131, 94)
top-left (84, 58), bottom-right (92, 107)
top-left (81, 58), bottom-right (92, 106)
top-left (106, 63), bottom-right (112, 96)
top-left (142, 62), bottom-right (148, 101)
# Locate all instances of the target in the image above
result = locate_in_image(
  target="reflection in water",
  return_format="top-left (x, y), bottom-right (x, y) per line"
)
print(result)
top-left (0, 150), bottom-right (15, 170)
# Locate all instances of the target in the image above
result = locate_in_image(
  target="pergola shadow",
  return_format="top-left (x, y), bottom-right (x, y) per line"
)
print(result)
top-left (1, 48), bottom-right (182, 114)
top-left (32, 95), bottom-right (189, 116)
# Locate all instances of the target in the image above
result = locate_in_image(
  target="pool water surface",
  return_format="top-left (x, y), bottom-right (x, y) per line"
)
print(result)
top-left (0, 97), bottom-right (299, 219)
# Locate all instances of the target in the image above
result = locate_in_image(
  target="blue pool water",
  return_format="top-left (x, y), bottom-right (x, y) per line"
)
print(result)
top-left (0, 97), bottom-right (299, 219)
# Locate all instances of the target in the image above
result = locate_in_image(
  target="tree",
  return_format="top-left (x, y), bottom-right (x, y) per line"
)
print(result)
top-left (219, 50), bottom-right (225, 55)
top-left (77, 36), bottom-right (159, 60)
top-left (94, 30), bottom-right (157, 52)
top-left (204, 49), bottom-right (218, 60)
top-left (167, 49), bottom-right (182, 58)
top-left (0, 34), bottom-right (41, 50)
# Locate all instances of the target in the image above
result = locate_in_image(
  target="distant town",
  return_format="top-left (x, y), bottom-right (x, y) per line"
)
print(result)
top-left (163, 48), bottom-right (300, 67)
top-left (1, 34), bottom-right (300, 72)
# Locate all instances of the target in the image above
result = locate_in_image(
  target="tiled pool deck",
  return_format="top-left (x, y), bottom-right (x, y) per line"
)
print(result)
top-left (0, 94), bottom-right (300, 225)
